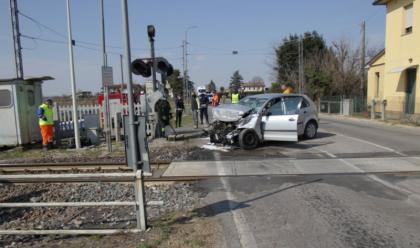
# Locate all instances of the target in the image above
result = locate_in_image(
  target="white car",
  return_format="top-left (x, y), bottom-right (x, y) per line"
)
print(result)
top-left (209, 93), bottom-right (319, 149)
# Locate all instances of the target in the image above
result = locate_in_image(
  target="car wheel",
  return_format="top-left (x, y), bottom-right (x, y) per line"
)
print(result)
top-left (304, 121), bottom-right (317, 139)
top-left (238, 129), bottom-right (259, 150)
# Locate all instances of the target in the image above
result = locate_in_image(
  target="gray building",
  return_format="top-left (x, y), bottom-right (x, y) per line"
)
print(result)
top-left (0, 76), bottom-right (53, 146)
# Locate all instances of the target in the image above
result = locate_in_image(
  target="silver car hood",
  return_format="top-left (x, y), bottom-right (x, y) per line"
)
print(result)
top-left (212, 104), bottom-right (253, 122)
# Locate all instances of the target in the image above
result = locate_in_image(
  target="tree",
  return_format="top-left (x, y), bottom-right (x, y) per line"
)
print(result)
top-left (167, 69), bottom-right (184, 97)
top-left (229, 70), bottom-right (243, 91)
top-left (248, 76), bottom-right (265, 87)
top-left (220, 86), bottom-right (225, 93)
top-left (207, 80), bottom-right (217, 92)
top-left (322, 39), bottom-right (360, 97)
top-left (270, 82), bottom-right (282, 93)
top-left (274, 31), bottom-right (328, 97)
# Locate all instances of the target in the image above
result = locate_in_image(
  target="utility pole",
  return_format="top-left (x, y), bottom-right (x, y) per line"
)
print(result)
top-left (66, 0), bottom-right (81, 149)
top-left (185, 40), bottom-right (189, 102)
top-left (298, 37), bottom-right (304, 94)
top-left (120, 54), bottom-right (124, 84)
top-left (182, 40), bottom-right (187, 102)
top-left (120, 54), bottom-right (124, 104)
top-left (9, 0), bottom-right (24, 79)
top-left (360, 20), bottom-right (366, 98)
top-left (183, 26), bottom-right (197, 103)
top-left (100, 0), bottom-right (112, 152)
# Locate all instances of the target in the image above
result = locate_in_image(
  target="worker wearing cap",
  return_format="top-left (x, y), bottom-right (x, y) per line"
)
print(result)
top-left (37, 99), bottom-right (54, 150)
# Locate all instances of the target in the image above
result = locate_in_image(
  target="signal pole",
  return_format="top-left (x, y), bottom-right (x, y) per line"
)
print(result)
top-left (360, 20), bottom-right (366, 97)
top-left (9, 0), bottom-right (24, 79)
top-left (121, 0), bottom-right (147, 231)
top-left (66, 0), bottom-right (81, 149)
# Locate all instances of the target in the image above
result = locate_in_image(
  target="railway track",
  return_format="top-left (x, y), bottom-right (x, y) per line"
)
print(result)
top-left (0, 162), bottom-right (208, 183)
top-left (0, 161), bottom-right (170, 174)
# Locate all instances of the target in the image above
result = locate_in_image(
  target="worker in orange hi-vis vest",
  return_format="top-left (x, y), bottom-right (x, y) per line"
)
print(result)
top-left (212, 90), bottom-right (220, 107)
top-left (37, 99), bottom-right (54, 151)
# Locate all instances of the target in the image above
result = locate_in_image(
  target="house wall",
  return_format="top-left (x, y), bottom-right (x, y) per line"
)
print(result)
top-left (367, 54), bottom-right (385, 105)
top-left (0, 84), bottom-right (18, 146)
top-left (383, 0), bottom-right (420, 115)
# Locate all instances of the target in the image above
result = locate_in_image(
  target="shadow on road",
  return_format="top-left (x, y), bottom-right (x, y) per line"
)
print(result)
top-left (192, 178), bottom-right (322, 218)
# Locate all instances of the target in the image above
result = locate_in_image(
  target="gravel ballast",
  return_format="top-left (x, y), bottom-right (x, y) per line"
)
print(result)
top-left (0, 182), bottom-right (203, 247)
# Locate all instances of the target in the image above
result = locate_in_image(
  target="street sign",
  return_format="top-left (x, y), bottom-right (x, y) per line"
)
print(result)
top-left (102, 66), bottom-right (114, 86)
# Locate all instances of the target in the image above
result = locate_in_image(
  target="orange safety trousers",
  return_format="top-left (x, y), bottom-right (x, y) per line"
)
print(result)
top-left (40, 125), bottom-right (54, 145)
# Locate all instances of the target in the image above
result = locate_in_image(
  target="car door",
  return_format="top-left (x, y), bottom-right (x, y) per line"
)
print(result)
top-left (296, 97), bottom-right (310, 135)
top-left (261, 97), bottom-right (300, 142)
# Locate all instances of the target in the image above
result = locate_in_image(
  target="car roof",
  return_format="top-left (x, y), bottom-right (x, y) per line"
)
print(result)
top-left (244, 93), bottom-right (304, 99)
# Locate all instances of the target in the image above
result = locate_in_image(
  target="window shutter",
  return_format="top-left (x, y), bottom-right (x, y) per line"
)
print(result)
top-left (406, 4), bottom-right (413, 29)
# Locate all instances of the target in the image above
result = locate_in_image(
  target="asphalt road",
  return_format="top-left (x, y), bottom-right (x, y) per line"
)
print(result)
top-left (193, 115), bottom-right (420, 248)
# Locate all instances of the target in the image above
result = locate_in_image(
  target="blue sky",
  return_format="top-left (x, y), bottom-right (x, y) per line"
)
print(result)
top-left (0, 0), bottom-right (386, 96)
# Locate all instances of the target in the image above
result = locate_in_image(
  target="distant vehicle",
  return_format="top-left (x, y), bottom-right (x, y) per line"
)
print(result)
top-left (209, 93), bottom-right (319, 149)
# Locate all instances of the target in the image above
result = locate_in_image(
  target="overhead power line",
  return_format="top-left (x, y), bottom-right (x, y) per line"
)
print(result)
top-left (19, 11), bottom-right (67, 39)
top-left (18, 11), bottom-right (181, 52)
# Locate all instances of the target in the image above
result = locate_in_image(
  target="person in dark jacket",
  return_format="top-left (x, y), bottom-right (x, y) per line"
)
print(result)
top-left (154, 89), bottom-right (172, 137)
top-left (175, 94), bottom-right (185, 128)
top-left (191, 92), bottom-right (199, 129)
top-left (199, 93), bottom-right (209, 125)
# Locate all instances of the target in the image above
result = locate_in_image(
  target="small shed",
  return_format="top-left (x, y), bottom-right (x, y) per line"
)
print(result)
top-left (0, 76), bottom-right (54, 146)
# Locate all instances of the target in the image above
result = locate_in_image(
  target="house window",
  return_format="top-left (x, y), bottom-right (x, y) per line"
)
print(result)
top-left (0, 90), bottom-right (12, 108)
top-left (375, 72), bottom-right (380, 97)
top-left (404, 4), bottom-right (413, 34)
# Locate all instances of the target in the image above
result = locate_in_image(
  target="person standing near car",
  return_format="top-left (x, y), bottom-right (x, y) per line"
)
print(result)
top-left (231, 90), bottom-right (240, 104)
top-left (175, 94), bottom-right (184, 128)
top-left (212, 90), bottom-right (220, 107)
top-left (191, 92), bottom-right (199, 129)
top-left (199, 92), bottom-right (209, 125)
top-left (281, 84), bottom-right (294, 94)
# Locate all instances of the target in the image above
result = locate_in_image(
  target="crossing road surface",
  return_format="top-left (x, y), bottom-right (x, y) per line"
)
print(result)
top-left (173, 115), bottom-right (420, 248)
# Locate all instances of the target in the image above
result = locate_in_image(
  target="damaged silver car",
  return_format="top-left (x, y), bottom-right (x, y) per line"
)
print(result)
top-left (208, 94), bottom-right (319, 149)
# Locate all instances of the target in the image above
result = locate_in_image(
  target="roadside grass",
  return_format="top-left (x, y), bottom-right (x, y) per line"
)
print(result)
top-left (0, 140), bottom-right (125, 161)
top-left (138, 210), bottom-right (214, 248)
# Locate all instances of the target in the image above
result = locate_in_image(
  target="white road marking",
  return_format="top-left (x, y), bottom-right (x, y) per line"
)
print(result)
top-left (320, 129), bottom-right (407, 156)
top-left (313, 147), bottom-right (337, 158)
top-left (313, 147), bottom-right (420, 204)
top-left (214, 152), bottom-right (258, 248)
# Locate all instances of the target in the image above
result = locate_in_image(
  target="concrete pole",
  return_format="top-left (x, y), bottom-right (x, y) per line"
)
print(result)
top-left (9, 0), bottom-right (24, 79)
top-left (360, 21), bottom-right (366, 98)
top-left (120, 54), bottom-right (124, 84)
top-left (298, 38), bottom-right (304, 94)
top-left (184, 26), bottom-right (197, 103)
top-left (120, 54), bottom-right (124, 106)
top-left (121, 0), bottom-right (138, 170)
top-left (65, 0), bottom-right (81, 149)
top-left (182, 40), bottom-right (187, 101)
top-left (101, 0), bottom-right (112, 152)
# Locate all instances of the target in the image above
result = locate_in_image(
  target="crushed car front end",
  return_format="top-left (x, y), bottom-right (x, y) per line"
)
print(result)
top-left (209, 102), bottom-right (263, 146)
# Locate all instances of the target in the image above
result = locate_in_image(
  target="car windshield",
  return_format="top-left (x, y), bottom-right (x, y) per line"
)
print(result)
top-left (238, 97), bottom-right (268, 112)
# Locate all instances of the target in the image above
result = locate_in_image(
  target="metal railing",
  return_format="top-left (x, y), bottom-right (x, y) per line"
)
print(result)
top-left (0, 170), bottom-right (147, 235)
